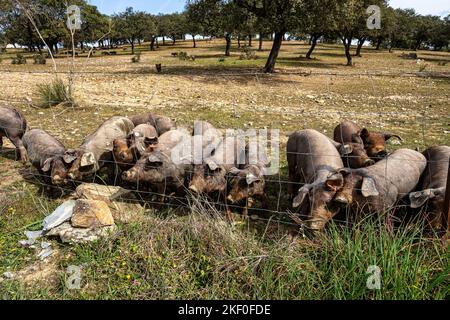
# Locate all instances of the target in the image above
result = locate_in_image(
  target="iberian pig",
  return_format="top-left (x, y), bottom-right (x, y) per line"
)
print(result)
top-left (65, 116), bottom-right (134, 181)
top-left (334, 149), bottom-right (426, 219)
top-left (409, 146), bottom-right (450, 230)
top-left (122, 129), bottom-right (192, 205)
top-left (22, 129), bottom-right (69, 187)
top-left (0, 105), bottom-right (28, 162)
top-left (334, 120), bottom-right (402, 160)
top-left (287, 129), bottom-right (345, 231)
top-left (113, 124), bottom-right (158, 170)
top-left (332, 121), bottom-right (374, 168)
top-left (128, 113), bottom-right (174, 136)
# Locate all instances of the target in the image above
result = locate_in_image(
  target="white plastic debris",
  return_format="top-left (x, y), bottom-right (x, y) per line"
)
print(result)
top-left (37, 242), bottom-right (53, 261)
top-left (42, 200), bottom-right (76, 232)
top-left (19, 230), bottom-right (44, 247)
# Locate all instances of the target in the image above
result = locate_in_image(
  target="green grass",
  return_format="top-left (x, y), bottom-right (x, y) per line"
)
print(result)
top-left (0, 191), bottom-right (448, 300)
top-left (36, 77), bottom-right (76, 108)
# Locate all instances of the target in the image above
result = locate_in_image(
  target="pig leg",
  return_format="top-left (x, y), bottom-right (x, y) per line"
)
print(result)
top-left (222, 191), bottom-right (234, 223)
top-left (10, 136), bottom-right (27, 163)
top-left (259, 194), bottom-right (269, 211)
top-left (243, 197), bottom-right (255, 219)
top-left (155, 184), bottom-right (166, 209)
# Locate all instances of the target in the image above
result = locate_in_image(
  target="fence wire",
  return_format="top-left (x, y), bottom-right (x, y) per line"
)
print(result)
top-left (0, 66), bottom-right (448, 234)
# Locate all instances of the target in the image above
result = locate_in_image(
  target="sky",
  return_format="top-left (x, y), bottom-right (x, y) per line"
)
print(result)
top-left (89, 0), bottom-right (450, 17)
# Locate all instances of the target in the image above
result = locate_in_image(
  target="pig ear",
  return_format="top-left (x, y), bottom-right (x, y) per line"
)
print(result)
top-left (206, 160), bottom-right (219, 171)
top-left (144, 136), bottom-right (158, 148)
top-left (325, 174), bottom-right (344, 192)
top-left (359, 128), bottom-right (369, 139)
top-left (339, 168), bottom-right (352, 176)
top-left (383, 133), bottom-right (402, 141)
top-left (361, 177), bottom-right (379, 197)
top-left (229, 167), bottom-right (241, 175)
top-left (409, 189), bottom-right (435, 208)
top-left (339, 144), bottom-right (353, 156)
top-left (147, 154), bottom-right (163, 165)
top-left (42, 158), bottom-right (52, 172)
top-left (246, 172), bottom-right (261, 185)
top-left (80, 152), bottom-right (95, 167)
top-left (292, 185), bottom-right (311, 208)
top-left (63, 151), bottom-right (77, 164)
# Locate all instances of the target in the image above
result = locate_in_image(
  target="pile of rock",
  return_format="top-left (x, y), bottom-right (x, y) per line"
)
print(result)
top-left (21, 184), bottom-right (143, 251)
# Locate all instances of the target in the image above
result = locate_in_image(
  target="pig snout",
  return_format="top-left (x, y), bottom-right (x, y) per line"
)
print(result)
top-left (364, 159), bottom-right (375, 167)
top-left (122, 169), bottom-right (136, 181)
top-left (52, 175), bottom-right (63, 185)
top-left (308, 219), bottom-right (327, 231)
top-left (376, 150), bottom-right (387, 157)
top-left (67, 172), bottom-right (76, 180)
top-left (189, 185), bottom-right (199, 193)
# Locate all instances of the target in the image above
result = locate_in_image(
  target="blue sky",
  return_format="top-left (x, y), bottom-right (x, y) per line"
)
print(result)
top-left (89, 0), bottom-right (449, 17)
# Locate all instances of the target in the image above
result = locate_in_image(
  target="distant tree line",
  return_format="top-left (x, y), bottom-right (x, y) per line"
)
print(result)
top-left (1, 0), bottom-right (449, 72)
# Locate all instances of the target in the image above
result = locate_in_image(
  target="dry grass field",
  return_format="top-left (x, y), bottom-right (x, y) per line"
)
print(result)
top-left (0, 39), bottom-right (449, 299)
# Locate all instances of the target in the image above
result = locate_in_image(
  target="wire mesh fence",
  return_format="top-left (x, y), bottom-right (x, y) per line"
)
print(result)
top-left (0, 66), bottom-right (448, 235)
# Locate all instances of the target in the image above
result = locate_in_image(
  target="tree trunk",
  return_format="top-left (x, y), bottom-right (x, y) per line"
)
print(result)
top-left (375, 37), bottom-right (382, 50)
top-left (150, 37), bottom-right (156, 51)
top-left (263, 31), bottom-right (284, 73)
top-left (237, 36), bottom-right (241, 48)
top-left (258, 33), bottom-right (263, 51)
top-left (156, 38), bottom-right (159, 48)
top-left (225, 34), bottom-right (232, 56)
top-left (131, 40), bottom-right (135, 55)
top-left (248, 34), bottom-right (252, 47)
top-left (162, 37), bottom-right (165, 45)
top-left (306, 34), bottom-right (319, 59)
top-left (343, 37), bottom-right (353, 66)
top-left (138, 39), bottom-right (141, 46)
top-left (355, 38), bottom-right (365, 57)
top-left (193, 36), bottom-right (196, 48)
top-left (172, 36), bottom-right (176, 45)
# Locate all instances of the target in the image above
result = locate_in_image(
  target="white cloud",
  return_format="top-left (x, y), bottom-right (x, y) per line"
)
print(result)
top-left (389, 0), bottom-right (450, 16)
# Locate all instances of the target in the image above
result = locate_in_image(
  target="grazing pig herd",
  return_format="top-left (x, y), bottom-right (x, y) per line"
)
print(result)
top-left (0, 104), bottom-right (448, 232)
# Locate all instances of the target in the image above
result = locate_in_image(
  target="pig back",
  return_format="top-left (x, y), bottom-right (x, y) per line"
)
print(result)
top-left (0, 105), bottom-right (27, 137)
top-left (421, 146), bottom-right (450, 190)
top-left (81, 117), bottom-right (134, 161)
top-left (288, 129), bottom-right (344, 182)
top-left (23, 129), bottom-right (65, 167)
top-left (367, 149), bottom-right (426, 199)
top-left (333, 121), bottom-right (362, 144)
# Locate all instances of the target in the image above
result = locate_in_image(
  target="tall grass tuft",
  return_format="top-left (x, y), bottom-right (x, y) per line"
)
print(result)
top-left (36, 78), bottom-right (76, 108)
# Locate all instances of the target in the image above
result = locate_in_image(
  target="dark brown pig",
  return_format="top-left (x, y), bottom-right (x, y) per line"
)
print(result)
top-left (227, 141), bottom-right (270, 218)
top-left (334, 149), bottom-right (426, 219)
top-left (287, 129), bottom-right (345, 231)
top-left (128, 113), bottom-right (174, 136)
top-left (191, 121), bottom-right (222, 159)
top-left (22, 129), bottom-right (68, 188)
top-left (334, 120), bottom-right (402, 160)
top-left (65, 116), bottom-right (134, 181)
top-left (113, 124), bottom-right (158, 170)
top-left (188, 121), bottom-right (227, 194)
top-left (409, 146), bottom-right (450, 230)
top-left (0, 105), bottom-right (28, 162)
top-left (122, 129), bottom-right (192, 205)
top-left (332, 121), bottom-right (374, 168)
